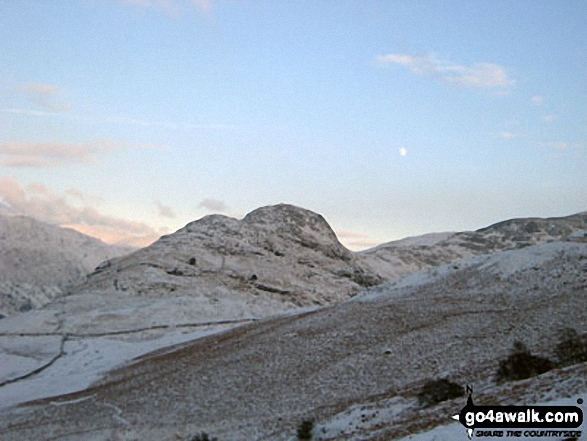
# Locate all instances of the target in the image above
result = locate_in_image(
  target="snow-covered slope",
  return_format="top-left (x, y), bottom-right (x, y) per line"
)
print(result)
top-left (73, 204), bottom-right (383, 308)
top-left (0, 214), bottom-right (132, 316)
top-left (1, 240), bottom-right (584, 440)
top-left (65, 207), bottom-right (587, 317)
top-left (3, 207), bottom-right (584, 320)
top-left (362, 211), bottom-right (587, 279)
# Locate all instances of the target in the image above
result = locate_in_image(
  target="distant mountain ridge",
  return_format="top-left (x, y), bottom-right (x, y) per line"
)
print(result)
top-left (362, 211), bottom-right (587, 279)
top-left (0, 214), bottom-right (133, 316)
top-left (72, 207), bottom-right (587, 308)
top-left (1, 206), bottom-right (585, 319)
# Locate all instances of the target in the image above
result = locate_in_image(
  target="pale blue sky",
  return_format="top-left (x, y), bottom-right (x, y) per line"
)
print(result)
top-left (0, 0), bottom-right (585, 248)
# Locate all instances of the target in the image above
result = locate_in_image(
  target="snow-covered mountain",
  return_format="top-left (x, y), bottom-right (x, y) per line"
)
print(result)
top-left (362, 211), bottom-right (587, 279)
top-left (0, 240), bottom-right (585, 440)
top-left (67, 206), bottom-right (587, 314)
top-left (73, 204), bottom-right (383, 310)
top-left (0, 214), bottom-right (133, 316)
top-left (0, 206), bottom-right (586, 440)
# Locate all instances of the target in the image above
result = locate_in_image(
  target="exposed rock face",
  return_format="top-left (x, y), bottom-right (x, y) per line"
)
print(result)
top-left (78, 204), bottom-right (382, 308)
top-left (0, 214), bottom-right (132, 316)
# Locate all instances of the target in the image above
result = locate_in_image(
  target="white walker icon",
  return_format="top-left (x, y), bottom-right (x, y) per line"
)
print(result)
top-left (452, 413), bottom-right (473, 439)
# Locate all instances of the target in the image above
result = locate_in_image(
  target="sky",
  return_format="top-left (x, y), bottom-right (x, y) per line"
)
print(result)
top-left (0, 0), bottom-right (585, 249)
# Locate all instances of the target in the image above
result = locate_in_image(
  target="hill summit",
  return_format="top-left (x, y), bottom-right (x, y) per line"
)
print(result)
top-left (77, 204), bottom-right (382, 309)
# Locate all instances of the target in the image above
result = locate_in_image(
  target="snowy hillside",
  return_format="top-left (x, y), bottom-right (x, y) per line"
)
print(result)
top-left (1, 240), bottom-right (585, 440)
top-left (73, 204), bottom-right (384, 308)
top-left (0, 214), bottom-right (132, 316)
top-left (65, 206), bottom-right (587, 316)
top-left (362, 211), bottom-right (587, 279)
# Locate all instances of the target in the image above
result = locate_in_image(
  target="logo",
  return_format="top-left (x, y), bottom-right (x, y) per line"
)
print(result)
top-left (452, 386), bottom-right (583, 439)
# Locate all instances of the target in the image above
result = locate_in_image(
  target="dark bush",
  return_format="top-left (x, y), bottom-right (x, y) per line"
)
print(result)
top-left (19, 299), bottom-right (33, 312)
top-left (417, 378), bottom-right (464, 407)
top-left (555, 328), bottom-right (587, 367)
top-left (189, 433), bottom-right (218, 441)
top-left (297, 419), bottom-right (314, 440)
top-left (524, 221), bottom-right (540, 234)
top-left (496, 342), bottom-right (554, 383)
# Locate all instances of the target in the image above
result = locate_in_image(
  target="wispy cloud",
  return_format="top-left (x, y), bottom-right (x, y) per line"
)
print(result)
top-left (531, 95), bottom-right (544, 106)
top-left (106, 116), bottom-right (234, 130)
top-left (155, 200), bottom-right (176, 218)
top-left (2, 108), bottom-right (234, 132)
top-left (335, 230), bottom-right (381, 250)
top-left (2, 108), bottom-right (58, 117)
top-left (0, 176), bottom-right (161, 247)
top-left (541, 114), bottom-right (557, 123)
top-left (65, 188), bottom-right (104, 204)
top-left (499, 131), bottom-right (522, 139)
top-left (0, 139), bottom-right (167, 168)
top-left (17, 83), bottom-right (72, 112)
top-left (377, 53), bottom-right (514, 91)
top-left (198, 198), bottom-right (228, 213)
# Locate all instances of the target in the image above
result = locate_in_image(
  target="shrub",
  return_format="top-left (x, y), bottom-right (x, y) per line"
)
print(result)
top-left (189, 433), bottom-right (218, 441)
top-left (555, 328), bottom-right (587, 367)
top-left (297, 419), bottom-right (314, 440)
top-left (496, 341), bottom-right (554, 383)
top-left (417, 378), bottom-right (464, 407)
top-left (19, 299), bottom-right (33, 312)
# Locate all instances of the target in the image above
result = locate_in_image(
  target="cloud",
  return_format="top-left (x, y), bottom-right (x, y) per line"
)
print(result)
top-left (531, 95), bottom-right (544, 106)
top-left (2, 108), bottom-right (234, 132)
top-left (65, 188), bottom-right (104, 204)
top-left (0, 139), bottom-right (167, 168)
top-left (398, 146), bottom-right (408, 157)
top-left (106, 116), bottom-right (234, 130)
top-left (155, 200), bottom-right (176, 218)
top-left (60, 224), bottom-right (155, 248)
top-left (198, 198), bottom-right (228, 213)
top-left (499, 131), bottom-right (522, 139)
top-left (0, 142), bottom-right (95, 166)
top-left (0, 176), bottom-right (161, 247)
top-left (2, 108), bottom-right (58, 117)
top-left (541, 114), bottom-right (557, 123)
top-left (377, 53), bottom-right (514, 91)
top-left (335, 230), bottom-right (381, 250)
top-left (345, 239), bottom-right (382, 249)
top-left (17, 83), bottom-right (72, 112)
top-left (335, 230), bottom-right (370, 240)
